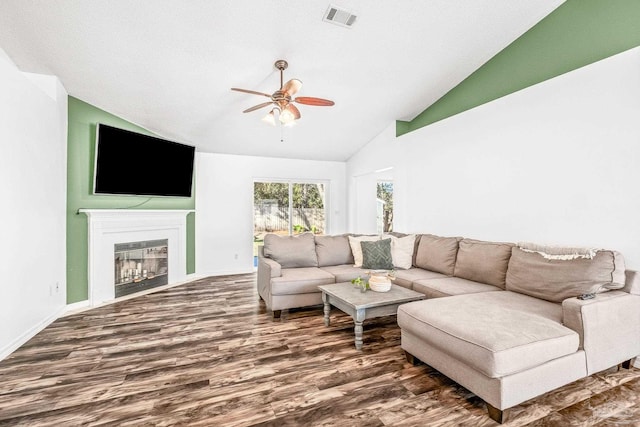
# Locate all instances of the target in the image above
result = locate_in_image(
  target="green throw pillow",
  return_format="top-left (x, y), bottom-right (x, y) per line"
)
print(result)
top-left (360, 239), bottom-right (394, 270)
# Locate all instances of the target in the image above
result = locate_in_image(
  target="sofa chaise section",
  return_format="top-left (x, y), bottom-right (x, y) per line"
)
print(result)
top-left (398, 244), bottom-right (640, 423)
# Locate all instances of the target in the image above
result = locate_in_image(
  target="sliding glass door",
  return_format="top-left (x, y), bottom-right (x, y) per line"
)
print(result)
top-left (253, 180), bottom-right (327, 265)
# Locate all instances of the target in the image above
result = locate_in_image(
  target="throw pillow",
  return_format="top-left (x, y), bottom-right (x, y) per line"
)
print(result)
top-left (361, 239), bottom-right (394, 270)
top-left (389, 234), bottom-right (416, 270)
top-left (348, 235), bottom-right (380, 267)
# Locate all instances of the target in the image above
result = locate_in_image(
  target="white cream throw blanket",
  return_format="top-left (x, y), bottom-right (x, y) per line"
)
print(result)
top-left (517, 242), bottom-right (600, 260)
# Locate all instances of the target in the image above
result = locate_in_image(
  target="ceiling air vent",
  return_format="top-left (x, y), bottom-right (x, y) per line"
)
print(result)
top-left (323, 4), bottom-right (357, 28)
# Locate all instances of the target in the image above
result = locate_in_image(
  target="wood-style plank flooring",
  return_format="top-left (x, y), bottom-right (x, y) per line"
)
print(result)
top-left (0, 274), bottom-right (639, 426)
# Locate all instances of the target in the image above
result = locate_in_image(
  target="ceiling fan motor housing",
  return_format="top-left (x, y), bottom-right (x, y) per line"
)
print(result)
top-left (271, 90), bottom-right (291, 110)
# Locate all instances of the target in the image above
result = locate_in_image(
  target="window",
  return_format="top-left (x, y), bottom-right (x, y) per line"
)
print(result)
top-left (377, 181), bottom-right (393, 233)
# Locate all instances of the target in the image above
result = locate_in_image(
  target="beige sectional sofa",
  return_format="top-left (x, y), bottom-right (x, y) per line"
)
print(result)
top-left (257, 232), bottom-right (640, 423)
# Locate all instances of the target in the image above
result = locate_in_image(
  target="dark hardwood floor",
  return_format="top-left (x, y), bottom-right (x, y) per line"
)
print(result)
top-left (0, 274), bottom-right (638, 426)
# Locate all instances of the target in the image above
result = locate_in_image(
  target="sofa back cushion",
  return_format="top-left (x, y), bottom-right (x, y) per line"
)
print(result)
top-left (454, 239), bottom-right (513, 288)
top-left (414, 234), bottom-right (461, 275)
top-left (506, 246), bottom-right (626, 302)
top-left (263, 232), bottom-right (318, 268)
top-left (315, 234), bottom-right (354, 267)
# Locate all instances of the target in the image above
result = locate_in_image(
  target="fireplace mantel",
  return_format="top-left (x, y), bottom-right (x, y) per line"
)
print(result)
top-left (79, 209), bottom-right (194, 219)
top-left (79, 209), bottom-right (194, 306)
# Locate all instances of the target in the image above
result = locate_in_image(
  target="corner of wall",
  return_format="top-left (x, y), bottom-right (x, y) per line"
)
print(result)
top-left (396, 120), bottom-right (410, 137)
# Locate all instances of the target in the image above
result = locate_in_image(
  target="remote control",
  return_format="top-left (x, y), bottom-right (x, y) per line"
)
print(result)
top-left (577, 293), bottom-right (595, 300)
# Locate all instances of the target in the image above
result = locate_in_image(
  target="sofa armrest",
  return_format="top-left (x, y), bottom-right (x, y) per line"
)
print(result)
top-left (259, 256), bottom-right (282, 278)
top-left (624, 269), bottom-right (640, 295)
top-left (256, 248), bottom-right (282, 305)
top-left (562, 291), bottom-right (640, 374)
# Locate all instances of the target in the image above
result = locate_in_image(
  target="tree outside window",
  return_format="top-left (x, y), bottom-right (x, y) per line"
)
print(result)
top-left (377, 182), bottom-right (393, 232)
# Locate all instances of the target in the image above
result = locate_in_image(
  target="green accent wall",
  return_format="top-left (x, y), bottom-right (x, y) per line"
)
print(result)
top-left (67, 97), bottom-right (196, 304)
top-left (397, 0), bottom-right (640, 136)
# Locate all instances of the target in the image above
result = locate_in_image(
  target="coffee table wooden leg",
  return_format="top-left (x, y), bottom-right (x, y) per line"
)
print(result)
top-left (354, 309), bottom-right (365, 350)
top-left (322, 292), bottom-right (330, 326)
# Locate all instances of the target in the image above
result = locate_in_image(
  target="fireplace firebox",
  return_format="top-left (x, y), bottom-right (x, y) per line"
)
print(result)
top-left (114, 239), bottom-right (168, 298)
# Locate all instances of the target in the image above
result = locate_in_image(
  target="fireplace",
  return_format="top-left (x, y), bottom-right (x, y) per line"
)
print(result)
top-left (79, 209), bottom-right (192, 306)
top-left (114, 239), bottom-right (168, 298)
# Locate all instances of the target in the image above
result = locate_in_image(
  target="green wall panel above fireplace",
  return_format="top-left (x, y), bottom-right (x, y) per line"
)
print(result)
top-left (397, 0), bottom-right (640, 136)
top-left (66, 97), bottom-right (196, 304)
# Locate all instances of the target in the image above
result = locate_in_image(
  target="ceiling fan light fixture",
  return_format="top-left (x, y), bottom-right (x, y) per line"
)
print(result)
top-left (279, 107), bottom-right (296, 125)
top-left (262, 108), bottom-right (279, 126)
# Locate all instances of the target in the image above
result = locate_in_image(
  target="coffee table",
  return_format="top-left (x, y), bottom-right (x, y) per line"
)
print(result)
top-left (318, 282), bottom-right (425, 350)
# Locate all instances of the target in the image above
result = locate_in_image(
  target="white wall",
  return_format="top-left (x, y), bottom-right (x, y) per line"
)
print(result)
top-left (195, 152), bottom-right (347, 276)
top-left (0, 48), bottom-right (68, 360)
top-left (348, 46), bottom-right (640, 269)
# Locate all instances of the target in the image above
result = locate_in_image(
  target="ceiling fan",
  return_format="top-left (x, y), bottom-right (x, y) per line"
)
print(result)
top-left (231, 60), bottom-right (334, 126)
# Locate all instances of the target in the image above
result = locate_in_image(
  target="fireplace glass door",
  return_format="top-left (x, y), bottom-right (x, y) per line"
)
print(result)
top-left (114, 239), bottom-right (168, 298)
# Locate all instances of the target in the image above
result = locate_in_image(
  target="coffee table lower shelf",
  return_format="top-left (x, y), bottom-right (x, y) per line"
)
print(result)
top-left (318, 282), bottom-right (425, 350)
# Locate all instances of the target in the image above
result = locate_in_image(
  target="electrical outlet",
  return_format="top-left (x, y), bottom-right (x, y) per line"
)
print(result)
top-left (55, 282), bottom-right (60, 293)
top-left (234, 253), bottom-right (238, 260)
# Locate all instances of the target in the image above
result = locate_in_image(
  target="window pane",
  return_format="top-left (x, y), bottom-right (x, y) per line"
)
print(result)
top-left (292, 183), bottom-right (325, 235)
top-left (377, 182), bottom-right (393, 233)
top-left (254, 182), bottom-right (290, 264)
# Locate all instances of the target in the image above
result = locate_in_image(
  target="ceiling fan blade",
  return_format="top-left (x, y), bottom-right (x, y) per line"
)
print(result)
top-left (285, 103), bottom-right (301, 120)
top-left (294, 96), bottom-right (335, 106)
top-left (231, 88), bottom-right (272, 98)
top-left (242, 101), bottom-right (274, 113)
top-left (282, 79), bottom-right (302, 97)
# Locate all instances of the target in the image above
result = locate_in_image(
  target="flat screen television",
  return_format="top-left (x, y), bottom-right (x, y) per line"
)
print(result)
top-left (93, 123), bottom-right (195, 197)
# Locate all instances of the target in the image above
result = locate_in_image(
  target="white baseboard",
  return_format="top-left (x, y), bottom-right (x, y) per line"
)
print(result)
top-left (64, 299), bottom-right (91, 315)
top-left (196, 268), bottom-right (256, 277)
top-left (0, 305), bottom-right (66, 362)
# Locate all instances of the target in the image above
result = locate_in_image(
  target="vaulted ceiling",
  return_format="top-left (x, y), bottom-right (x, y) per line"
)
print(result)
top-left (0, 0), bottom-right (564, 161)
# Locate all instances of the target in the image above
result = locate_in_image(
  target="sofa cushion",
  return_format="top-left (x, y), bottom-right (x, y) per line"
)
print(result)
top-left (412, 277), bottom-right (502, 299)
top-left (263, 232), bottom-right (318, 268)
top-left (414, 234), bottom-right (461, 275)
top-left (391, 268), bottom-right (449, 289)
top-left (348, 235), bottom-right (384, 267)
top-left (506, 247), bottom-right (626, 303)
top-left (453, 239), bottom-right (513, 289)
top-left (319, 265), bottom-right (372, 283)
top-left (315, 234), bottom-right (354, 267)
top-left (397, 292), bottom-right (578, 378)
top-left (361, 239), bottom-right (394, 270)
top-left (270, 267), bottom-right (335, 295)
top-left (517, 242), bottom-right (626, 285)
top-left (388, 234), bottom-right (417, 270)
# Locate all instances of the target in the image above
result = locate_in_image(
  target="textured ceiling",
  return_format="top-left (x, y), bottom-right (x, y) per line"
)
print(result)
top-left (0, 0), bottom-right (564, 161)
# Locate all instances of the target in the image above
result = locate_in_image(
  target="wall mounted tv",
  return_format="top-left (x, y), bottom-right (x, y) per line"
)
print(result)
top-left (93, 124), bottom-right (195, 198)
